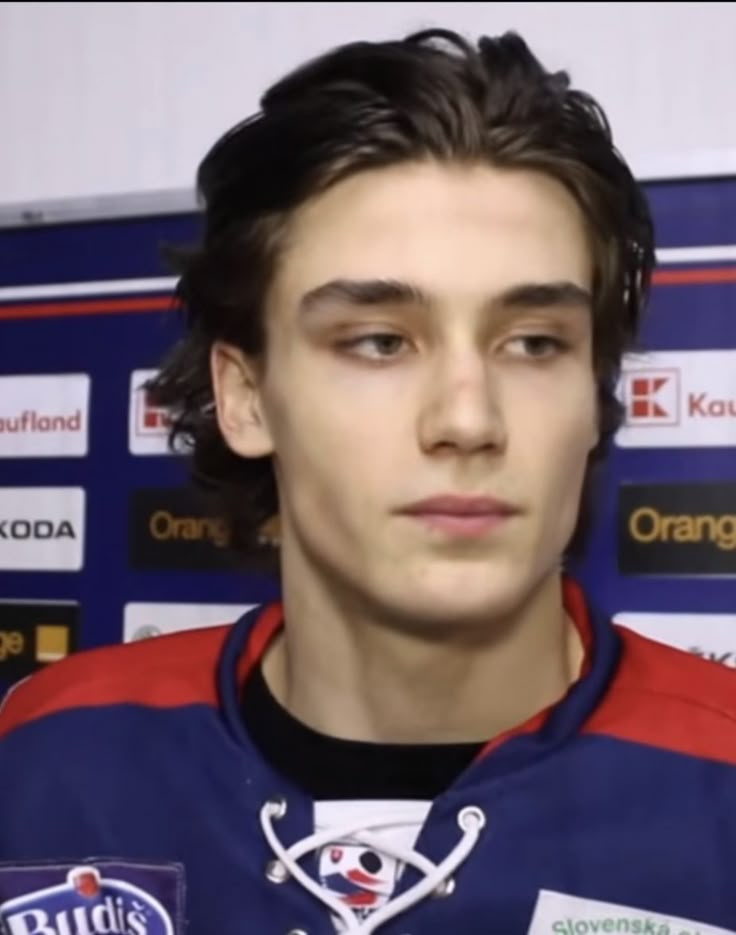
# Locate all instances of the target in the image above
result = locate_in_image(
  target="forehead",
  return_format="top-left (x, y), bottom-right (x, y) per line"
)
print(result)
top-left (272, 161), bottom-right (593, 305)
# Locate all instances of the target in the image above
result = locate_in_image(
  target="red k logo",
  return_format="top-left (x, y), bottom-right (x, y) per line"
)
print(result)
top-left (623, 370), bottom-right (680, 426)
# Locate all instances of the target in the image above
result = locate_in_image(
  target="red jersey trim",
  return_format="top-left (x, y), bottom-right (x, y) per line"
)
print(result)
top-left (0, 605), bottom-right (283, 741)
top-left (474, 576), bottom-right (594, 759)
top-left (5, 588), bottom-right (736, 770)
top-left (583, 625), bottom-right (736, 767)
top-left (475, 580), bottom-right (736, 769)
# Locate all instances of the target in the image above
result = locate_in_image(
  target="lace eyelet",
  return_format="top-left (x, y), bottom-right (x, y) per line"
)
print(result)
top-left (457, 805), bottom-right (486, 831)
top-left (265, 859), bottom-right (290, 884)
top-left (266, 796), bottom-right (288, 819)
top-left (433, 876), bottom-right (456, 898)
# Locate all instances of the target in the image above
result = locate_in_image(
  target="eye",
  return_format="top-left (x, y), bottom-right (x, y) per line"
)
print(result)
top-left (337, 333), bottom-right (409, 360)
top-left (359, 851), bottom-right (383, 874)
top-left (503, 335), bottom-right (569, 359)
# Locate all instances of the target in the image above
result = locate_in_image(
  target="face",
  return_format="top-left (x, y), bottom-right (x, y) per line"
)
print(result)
top-left (215, 161), bottom-right (598, 627)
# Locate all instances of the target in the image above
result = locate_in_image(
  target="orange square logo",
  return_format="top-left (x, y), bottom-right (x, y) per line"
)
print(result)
top-left (35, 624), bottom-right (70, 663)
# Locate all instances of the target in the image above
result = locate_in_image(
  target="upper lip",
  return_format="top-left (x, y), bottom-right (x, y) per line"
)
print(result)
top-left (399, 495), bottom-right (519, 516)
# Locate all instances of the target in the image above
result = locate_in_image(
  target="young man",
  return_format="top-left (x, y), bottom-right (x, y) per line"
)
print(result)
top-left (2, 27), bottom-right (736, 935)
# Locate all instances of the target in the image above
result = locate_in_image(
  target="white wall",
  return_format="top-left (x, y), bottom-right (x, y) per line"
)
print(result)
top-left (1, 1), bottom-right (735, 218)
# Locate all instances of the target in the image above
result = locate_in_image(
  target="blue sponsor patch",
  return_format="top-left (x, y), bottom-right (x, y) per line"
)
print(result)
top-left (0, 860), bottom-right (185, 935)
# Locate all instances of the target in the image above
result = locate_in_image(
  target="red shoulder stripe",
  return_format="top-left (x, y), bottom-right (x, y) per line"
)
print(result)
top-left (583, 626), bottom-right (736, 766)
top-left (475, 577), bottom-right (594, 759)
top-left (0, 604), bottom-right (283, 740)
top-left (0, 626), bottom-right (228, 740)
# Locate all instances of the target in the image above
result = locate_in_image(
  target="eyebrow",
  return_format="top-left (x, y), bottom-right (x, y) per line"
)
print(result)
top-left (300, 278), bottom-right (427, 312)
top-left (298, 278), bottom-right (592, 315)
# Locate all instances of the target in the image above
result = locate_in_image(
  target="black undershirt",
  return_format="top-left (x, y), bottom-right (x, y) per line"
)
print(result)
top-left (241, 661), bottom-right (486, 800)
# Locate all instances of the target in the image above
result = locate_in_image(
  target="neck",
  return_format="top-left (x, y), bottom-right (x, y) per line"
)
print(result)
top-left (262, 559), bottom-right (584, 745)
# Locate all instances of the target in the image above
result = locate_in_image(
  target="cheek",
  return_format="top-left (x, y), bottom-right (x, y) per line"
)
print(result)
top-left (511, 374), bottom-right (596, 482)
top-left (544, 402), bottom-right (597, 499)
top-left (264, 345), bottom-right (410, 462)
top-left (263, 372), bottom-right (388, 513)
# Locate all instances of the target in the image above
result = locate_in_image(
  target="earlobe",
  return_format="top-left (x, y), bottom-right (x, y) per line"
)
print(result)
top-left (210, 341), bottom-right (274, 458)
top-left (590, 393), bottom-right (603, 452)
top-left (589, 423), bottom-right (601, 453)
top-left (589, 421), bottom-right (601, 454)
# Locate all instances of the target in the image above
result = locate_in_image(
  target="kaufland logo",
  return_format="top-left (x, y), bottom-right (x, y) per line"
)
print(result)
top-left (622, 370), bottom-right (680, 426)
top-left (138, 391), bottom-right (171, 435)
top-left (616, 351), bottom-right (736, 448)
top-left (128, 370), bottom-right (176, 456)
top-left (0, 374), bottom-right (90, 458)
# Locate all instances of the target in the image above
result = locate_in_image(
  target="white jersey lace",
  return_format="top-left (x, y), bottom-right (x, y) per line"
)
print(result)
top-left (260, 797), bottom-right (486, 934)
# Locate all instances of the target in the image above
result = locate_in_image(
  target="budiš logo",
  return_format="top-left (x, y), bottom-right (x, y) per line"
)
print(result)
top-left (0, 865), bottom-right (175, 935)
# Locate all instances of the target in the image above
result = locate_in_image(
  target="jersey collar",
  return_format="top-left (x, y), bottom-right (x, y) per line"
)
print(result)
top-left (217, 575), bottom-right (621, 780)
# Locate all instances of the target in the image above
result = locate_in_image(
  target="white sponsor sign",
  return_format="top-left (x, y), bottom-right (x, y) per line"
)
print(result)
top-left (123, 602), bottom-right (256, 642)
top-left (614, 611), bottom-right (736, 667)
top-left (615, 350), bottom-right (736, 448)
top-left (0, 374), bottom-right (90, 458)
top-left (128, 369), bottom-right (181, 456)
top-left (0, 488), bottom-right (85, 571)
top-left (528, 889), bottom-right (734, 934)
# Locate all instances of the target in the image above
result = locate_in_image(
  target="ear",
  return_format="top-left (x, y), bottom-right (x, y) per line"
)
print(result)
top-left (210, 341), bottom-right (274, 458)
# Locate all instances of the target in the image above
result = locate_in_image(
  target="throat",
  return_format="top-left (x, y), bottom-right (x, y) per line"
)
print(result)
top-left (256, 598), bottom-right (584, 746)
top-left (241, 659), bottom-right (486, 799)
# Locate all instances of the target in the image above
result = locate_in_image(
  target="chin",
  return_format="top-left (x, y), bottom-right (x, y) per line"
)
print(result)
top-left (391, 557), bottom-right (548, 625)
top-left (382, 569), bottom-right (536, 630)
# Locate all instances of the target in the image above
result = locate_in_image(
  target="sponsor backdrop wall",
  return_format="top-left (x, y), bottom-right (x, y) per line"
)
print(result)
top-left (0, 177), bottom-right (735, 693)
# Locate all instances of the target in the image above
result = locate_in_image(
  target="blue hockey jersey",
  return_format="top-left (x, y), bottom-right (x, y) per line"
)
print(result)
top-left (2, 578), bottom-right (736, 935)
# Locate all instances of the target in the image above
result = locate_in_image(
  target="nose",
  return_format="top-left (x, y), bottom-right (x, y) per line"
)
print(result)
top-left (417, 346), bottom-right (507, 456)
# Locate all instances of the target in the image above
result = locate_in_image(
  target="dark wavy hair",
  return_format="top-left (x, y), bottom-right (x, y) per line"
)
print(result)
top-left (148, 27), bottom-right (655, 558)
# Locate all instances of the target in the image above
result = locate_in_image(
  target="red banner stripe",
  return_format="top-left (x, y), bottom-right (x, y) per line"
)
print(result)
top-left (0, 267), bottom-right (734, 320)
top-left (652, 267), bottom-right (736, 285)
top-left (0, 295), bottom-right (175, 320)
